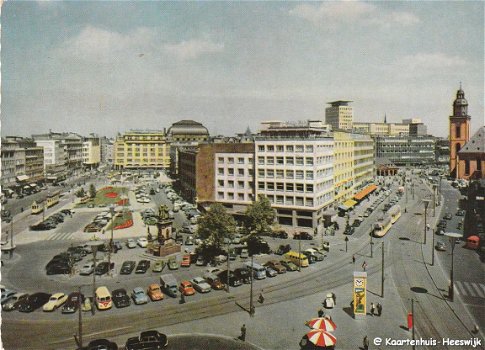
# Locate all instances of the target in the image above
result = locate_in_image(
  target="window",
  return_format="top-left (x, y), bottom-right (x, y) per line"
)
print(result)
top-left (286, 197), bottom-right (294, 205)
top-left (218, 168), bottom-right (224, 175)
top-left (228, 180), bottom-right (234, 188)
top-left (286, 170), bottom-right (294, 179)
top-left (258, 169), bottom-right (265, 177)
top-left (218, 192), bottom-right (224, 199)
top-left (267, 145), bottom-right (274, 151)
top-left (286, 157), bottom-right (294, 165)
top-left (276, 170), bottom-right (284, 179)
top-left (238, 181), bottom-right (244, 188)
top-left (228, 157), bottom-right (234, 164)
top-left (296, 197), bottom-right (304, 206)
top-left (276, 183), bottom-right (284, 191)
top-left (238, 169), bottom-right (244, 177)
top-left (465, 160), bottom-right (470, 174)
top-left (267, 157), bottom-right (274, 165)
top-left (456, 125), bottom-right (461, 138)
top-left (228, 168), bottom-right (234, 176)
top-left (306, 184), bottom-right (314, 192)
top-left (276, 157), bottom-right (284, 165)
top-left (305, 145), bottom-right (314, 152)
top-left (296, 145), bottom-right (304, 153)
top-left (306, 198), bottom-right (314, 207)
top-left (296, 184), bottom-right (304, 192)
top-left (276, 196), bottom-right (284, 204)
top-left (238, 193), bottom-right (245, 201)
top-left (228, 193), bottom-right (234, 200)
top-left (258, 182), bottom-right (265, 190)
top-left (276, 145), bottom-right (284, 152)
top-left (296, 170), bottom-right (304, 179)
top-left (306, 171), bottom-right (314, 180)
top-left (238, 157), bottom-right (244, 164)
top-left (286, 145), bottom-right (294, 152)
top-left (296, 157), bottom-right (304, 165)
top-left (218, 180), bottom-right (224, 187)
top-left (258, 145), bottom-right (265, 152)
top-left (267, 169), bottom-right (274, 178)
top-left (305, 157), bottom-right (314, 166)
top-left (267, 183), bottom-right (274, 191)
top-left (286, 183), bottom-right (294, 192)
top-left (258, 157), bottom-right (264, 165)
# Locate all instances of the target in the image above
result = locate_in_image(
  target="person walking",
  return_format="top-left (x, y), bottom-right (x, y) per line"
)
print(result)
top-left (352, 254), bottom-right (356, 264)
top-left (363, 335), bottom-right (369, 350)
top-left (318, 308), bottom-right (324, 318)
top-left (331, 292), bottom-right (336, 306)
top-left (370, 302), bottom-right (375, 316)
top-left (240, 324), bottom-right (246, 342)
top-left (377, 303), bottom-right (382, 316)
top-left (258, 290), bottom-right (265, 304)
top-left (362, 261), bottom-right (368, 271)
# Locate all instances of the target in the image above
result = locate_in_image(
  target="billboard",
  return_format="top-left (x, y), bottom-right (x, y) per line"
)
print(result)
top-left (353, 271), bottom-right (367, 317)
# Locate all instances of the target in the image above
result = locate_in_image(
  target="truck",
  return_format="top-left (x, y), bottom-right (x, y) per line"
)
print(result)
top-left (160, 274), bottom-right (178, 298)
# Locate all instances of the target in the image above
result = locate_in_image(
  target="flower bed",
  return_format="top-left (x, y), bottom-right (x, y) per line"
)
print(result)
top-left (111, 211), bottom-right (134, 230)
top-left (115, 219), bottom-right (133, 230)
top-left (104, 192), bottom-right (118, 198)
top-left (117, 198), bottom-right (129, 206)
top-left (101, 186), bottom-right (113, 191)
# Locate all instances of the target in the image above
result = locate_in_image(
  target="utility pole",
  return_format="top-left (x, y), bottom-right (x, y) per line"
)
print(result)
top-left (78, 285), bottom-right (83, 349)
top-left (423, 200), bottom-right (430, 245)
top-left (298, 237), bottom-right (301, 272)
top-left (226, 241), bottom-right (230, 293)
top-left (249, 254), bottom-right (254, 316)
top-left (108, 205), bottom-right (115, 276)
top-left (432, 186), bottom-right (436, 217)
top-left (9, 221), bottom-right (14, 259)
top-left (345, 236), bottom-right (349, 253)
top-left (431, 229), bottom-right (435, 266)
top-left (381, 242), bottom-right (385, 298)
top-left (370, 230), bottom-right (374, 258)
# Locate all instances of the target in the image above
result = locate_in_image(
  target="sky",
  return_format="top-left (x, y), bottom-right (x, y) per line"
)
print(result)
top-left (1, 1), bottom-right (484, 138)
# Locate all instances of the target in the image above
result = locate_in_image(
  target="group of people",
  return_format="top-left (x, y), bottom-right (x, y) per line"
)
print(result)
top-left (369, 302), bottom-right (383, 316)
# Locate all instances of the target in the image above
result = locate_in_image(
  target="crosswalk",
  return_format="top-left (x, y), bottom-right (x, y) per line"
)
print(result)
top-left (46, 232), bottom-right (76, 241)
top-left (455, 281), bottom-right (485, 299)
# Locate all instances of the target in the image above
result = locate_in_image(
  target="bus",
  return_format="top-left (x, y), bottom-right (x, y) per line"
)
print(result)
top-left (95, 286), bottom-right (112, 310)
top-left (31, 199), bottom-right (45, 214)
top-left (244, 261), bottom-right (267, 280)
top-left (373, 215), bottom-right (392, 237)
top-left (284, 251), bottom-right (309, 268)
top-left (388, 205), bottom-right (401, 224)
top-left (46, 191), bottom-right (60, 208)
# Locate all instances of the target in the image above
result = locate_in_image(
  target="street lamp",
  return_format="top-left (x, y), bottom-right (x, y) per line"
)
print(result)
top-left (85, 240), bottom-right (104, 315)
top-left (444, 232), bottom-right (463, 302)
top-left (423, 199), bottom-right (430, 245)
top-left (107, 205), bottom-right (115, 276)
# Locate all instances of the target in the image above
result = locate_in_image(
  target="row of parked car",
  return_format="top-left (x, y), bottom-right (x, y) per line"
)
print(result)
top-left (82, 330), bottom-right (167, 350)
top-left (29, 209), bottom-right (73, 231)
top-left (84, 210), bottom-right (119, 232)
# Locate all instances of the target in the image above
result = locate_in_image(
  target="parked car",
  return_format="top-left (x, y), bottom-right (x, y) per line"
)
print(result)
top-left (2, 292), bottom-right (28, 311)
top-left (131, 287), bottom-right (148, 305)
top-left (456, 209), bottom-right (465, 216)
top-left (293, 232), bottom-right (313, 240)
top-left (43, 292), bottom-right (68, 311)
top-left (137, 237), bottom-right (148, 248)
top-left (18, 292), bottom-right (52, 313)
top-left (435, 242), bottom-right (447, 251)
top-left (168, 257), bottom-right (179, 270)
top-left (344, 226), bottom-right (355, 235)
top-left (85, 339), bottom-right (118, 350)
top-left (120, 261), bottom-right (136, 275)
top-left (275, 244), bottom-right (291, 256)
top-left (444, 213), bottom-right (453, 220)
top-left (125, 330), bottom-right (168, 350)
top-left (264, 260), bottom-right (287, 274)
top-left (152, 260), bottom-right (165, 273)
top-left (80, 262), bottom-right (95, 275)
top-left (135, 260), bottom-right (150, 274)
top-left (234, 267), bottom-right (251, 284)
top-left (265, 266), bottom-right (278, 277)
top-left (204, 274), bottom-right (225, 290)
top-left (112, 288), bottom-right (131, 308)
top-left (191, 277), bottom-right (212, 293)
top-left (273, 230), bottom-right (289, 239)
top-left (62, 292), bottom-right (83, 314)
top-left (126, 239), bottom-right (137, 249)
top-left (1, 289), bottom-right (17, 305)
top-left (147, 284), bottom-right (164, 301)
top-left (179, 281), bottom-right (196, 296)
top-left (240, 248), bottom-right (249, 259)
top-left (280, 260), bottom-right (298, 271)
top-left (95, 262), bottom-right (115, 275)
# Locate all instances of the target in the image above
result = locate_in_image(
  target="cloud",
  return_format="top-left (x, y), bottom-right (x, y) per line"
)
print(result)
top-left (164, 39), bottom-right (224, 60)
top-left (289, 2), bottom-right (419, 28)
top-left (396, 52), bottom-right (467, 71)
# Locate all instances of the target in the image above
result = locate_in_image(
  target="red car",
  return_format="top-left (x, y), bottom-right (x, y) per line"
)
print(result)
top-left (178, 281), bottom-right (196, 296)
top-left (181, 255), bottom-right (191, 268)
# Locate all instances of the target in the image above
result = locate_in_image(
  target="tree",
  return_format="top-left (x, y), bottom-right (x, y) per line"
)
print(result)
top-left (244, 195), bottom-right (275, 236)
top-left (196, 203), bottom-right (236, 250)
top-left (75, 188), bottom-right (86, 198)
top-left (89, 184), bottom-right (97, 199)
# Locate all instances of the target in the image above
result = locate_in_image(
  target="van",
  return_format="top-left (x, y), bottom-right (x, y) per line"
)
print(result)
top-left (160, 274), bottom-right (178, 298)
top-left (95, 286), bottom-right (112, 310)
top-left (244, 261), bottom-right (266, 280)
top-left (284, 251), bottom-right (309, 268)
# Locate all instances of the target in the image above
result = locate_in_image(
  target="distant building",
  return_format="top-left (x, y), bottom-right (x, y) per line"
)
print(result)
top-left (435, 137), bottom-right (450, 165)
top-left (114, 130), bottom-right (170, 170)
top-left (449, 86), bottom-right (472, 178)
top-left (100, 136), bottom-right (114, 165)
top-left (456, 126), bottom-right (485, 179)
top-left (260, 120), bottom-right (331, 137)
top-left (375, 135), bottom-right (435, 166)
top-left (325, 101), bottom-right (353, 131)
top-left (83, 134), bottom-right (101, 169)
top-left (33, 138), bottom-right (67, 183)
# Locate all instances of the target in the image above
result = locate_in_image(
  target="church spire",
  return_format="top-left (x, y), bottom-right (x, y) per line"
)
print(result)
top-left (384, 113), bottom-right (387, 124)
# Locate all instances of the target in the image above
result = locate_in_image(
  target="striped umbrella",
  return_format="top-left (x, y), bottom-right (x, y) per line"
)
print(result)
top-left (306, 329), bottom-right (337, 347)
top-left (306, 317), bottom-right (337, 332)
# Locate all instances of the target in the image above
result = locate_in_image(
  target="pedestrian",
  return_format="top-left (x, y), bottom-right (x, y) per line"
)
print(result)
top-left (352, 255), bottom-right (356, 264)
top-left (370, 302), bottom-right (375, 316)
top-left (377, 303), bottom-right (382, 316)
top-left (258, 291), bottom-right (265, 304)
top-left (239, 324), bottom-right (246, 342)
top-left (180, 293), bottom-right (185, 304)
top-left (362, 261), bottom-right (367, 271)
top-left (363, 335), bottom-right (369, 350)
top-left (350, 299), bottom-right (354, 310)
top-left (318, 308), bottom-right (324, 318)
top-left (331, 292), bottom-right (336, 306)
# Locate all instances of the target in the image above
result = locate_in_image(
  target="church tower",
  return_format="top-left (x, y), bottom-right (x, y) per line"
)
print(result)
top-left (449, 84), bottom-right (471, 177)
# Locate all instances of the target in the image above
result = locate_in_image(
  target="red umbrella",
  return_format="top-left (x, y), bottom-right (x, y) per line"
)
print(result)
top-left (306, 317), bottom-right (337, 332)
top-left (306, 329), bottom-right (337, 347)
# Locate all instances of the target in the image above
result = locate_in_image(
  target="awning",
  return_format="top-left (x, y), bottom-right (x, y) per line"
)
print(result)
top-left (338, 204), bottom-right (349, 211)
top-left (343, 199), bottom-right (358, 209)
top-left (354, 184), bottom-right (378, 201)
top-left (16, 175), bottom-right (29, 182)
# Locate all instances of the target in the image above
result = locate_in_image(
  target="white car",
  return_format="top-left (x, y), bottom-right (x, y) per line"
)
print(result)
top-left (191, 277), bottom-right (212, 293)
top-left (205, 267), bottom-right (222, 275)
top-left (126, 239), bottom-right (137, 249)
top-left (43, 293), bottom-right (68, 312)
top-left (80, 262), bottom-right (95, 275)
top-left (137, 237), bottom-right (148, 248)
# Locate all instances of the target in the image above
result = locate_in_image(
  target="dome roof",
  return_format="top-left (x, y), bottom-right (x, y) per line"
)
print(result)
top-left (167, 120), bottom-right (209, 136)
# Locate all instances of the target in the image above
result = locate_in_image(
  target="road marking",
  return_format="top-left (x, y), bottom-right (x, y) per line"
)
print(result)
top-left (456, 281), bottom-right (485, 298)
top-left (46, 232), bottom-right (75, 240)
top-left (470, 283), bottom-right (485, 298)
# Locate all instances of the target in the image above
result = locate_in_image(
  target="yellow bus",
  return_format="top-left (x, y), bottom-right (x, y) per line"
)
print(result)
top-left (373, 215), bottom-right (392, 237)
top-left (31, 199), bottom-right (45, 214)
top-left (46, 191), bottom-right (60, 208)
top-left (284, 251), bottom-right (309, 268)
top-left (388, 205), bottom-right (402, 224)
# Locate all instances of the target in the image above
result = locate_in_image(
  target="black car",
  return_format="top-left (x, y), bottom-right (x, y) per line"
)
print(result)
top-left (18, 292), bottom-right (51, 313)
top-left (438, 220), bottom-right (447, 229)
top-left (218, 270), bottom-right (242, 287)
top-left (344, 226), bottom-right (355, 235)
top-left (351, 220), bottom-right (362, 227)
top-left (234, 267), bottom-right (251, 284)
top-left (112, 288), bottom-right (131, 308)
top-left (62, 292), bottom-right (83, 314)
top-left (85, 339), bottom-right (118, 350)
top-left (273, 230), bottom-right (289, 239)
top-left (276, 244), bottom-right (291, 255)
top-left (293, 232), bottom-right (313, 240)
top-left (444, 213), bottom-right (453, 220)
top-left (46, 263), bottom-right (71, 275)
top-left (135, 260), bottom-right (150, 274)
top-left (95, 262), bottom-right (115, 275)
top-left (120, 261), bottom-right (136, 275)
top-left (125, 330), bottom-right (168, 350)
top-left (246, 236), bottom-right (272, 255)
top-left (456, 209), bottom-right (465, 216)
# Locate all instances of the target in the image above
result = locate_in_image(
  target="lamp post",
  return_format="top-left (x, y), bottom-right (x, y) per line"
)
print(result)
top-left (432, 185), bottom-right (437, 217)
top-left (370, 230), bottom-right (374, 258)
top-left (85, 241), bottom-right (104, 315)
top-left (249, 254), bottom-right (255, 316)
top-left (444, 232), bottom-right (463, 302)
top-left (423, 199), bottom-right (430, 245)
top-left (107, 205), bottom-right (115, 276)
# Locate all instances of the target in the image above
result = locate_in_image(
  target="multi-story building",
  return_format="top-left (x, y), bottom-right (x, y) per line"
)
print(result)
top-left (83, 134), bottom-right (101, 169)
top-left (435, 137), bottom-right (450, 165)
top-left (352, 133), bottom-right (375, 192)
top-left (255, 137), bottom-right (334, 228)
top-left (333, 132), bottom-right (354, 204)
top-left (325, 101), bottom-right (353, 131)
top-left (100, 136), bottom-right (114, 165)
top-left (375, 135), bottom-right (436, 166)
top-left (1, 138), bottom-right (21, 189)
top-left (114, 130), bottom-right (170, 170)
top-left (33, 138), bottom-right (67, 183)
top-left (167, 120), bottom-right (209, 177)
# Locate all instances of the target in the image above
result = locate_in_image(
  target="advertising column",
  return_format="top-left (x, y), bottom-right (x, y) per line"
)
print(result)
top-left (353, 271), bottom-right (367, 319)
